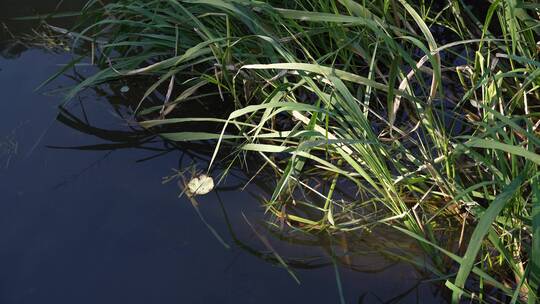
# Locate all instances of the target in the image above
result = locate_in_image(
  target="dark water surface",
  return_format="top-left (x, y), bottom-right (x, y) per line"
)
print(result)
top-left (0, 1), bottom-right (446, 303)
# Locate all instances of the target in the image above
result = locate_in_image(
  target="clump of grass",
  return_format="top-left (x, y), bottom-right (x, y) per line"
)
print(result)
top-left (49, 0), bottom-right (539, 302)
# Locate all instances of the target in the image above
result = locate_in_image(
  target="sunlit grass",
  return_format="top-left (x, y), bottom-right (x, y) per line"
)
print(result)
top-left (48, 0), bottom-right (540, 302)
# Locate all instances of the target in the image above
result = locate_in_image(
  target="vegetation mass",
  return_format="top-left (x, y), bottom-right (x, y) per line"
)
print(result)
top-left (46, 0), bottom-right (540, 302)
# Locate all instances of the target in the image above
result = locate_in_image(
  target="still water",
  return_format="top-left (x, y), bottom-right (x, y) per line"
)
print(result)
top-left (0, 1), bottom-right (445, 303)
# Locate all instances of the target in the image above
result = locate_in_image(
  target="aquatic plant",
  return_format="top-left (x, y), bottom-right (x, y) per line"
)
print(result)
top-left (48, 0), bottom-right (539, 302)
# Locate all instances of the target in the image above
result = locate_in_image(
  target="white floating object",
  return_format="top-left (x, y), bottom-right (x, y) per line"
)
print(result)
top-left (120, 85), bottom-right (130, 93)
top-left (186, 174), bottom-right (214, 197)
top-left (469, 99), bottom-right (482, 109)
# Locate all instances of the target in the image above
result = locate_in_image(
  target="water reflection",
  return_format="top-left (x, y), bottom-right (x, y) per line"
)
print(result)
top-left (0, 1), bottom-right (447, 303)
top-left (1, 0), bottom-right (89, 58)
top-left (46, 63), bottom-right (447, 303)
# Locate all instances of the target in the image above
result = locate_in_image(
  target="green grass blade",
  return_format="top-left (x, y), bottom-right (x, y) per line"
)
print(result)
top-left (452, 176), bottom-right (524, 303)
top-left (529, 174), bottom-right (540, 303)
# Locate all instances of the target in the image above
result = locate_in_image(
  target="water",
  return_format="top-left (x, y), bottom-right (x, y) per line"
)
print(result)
top-left (0, 2), bottom-right (446, 303)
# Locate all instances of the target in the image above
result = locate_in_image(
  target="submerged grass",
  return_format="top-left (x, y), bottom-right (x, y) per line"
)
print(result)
top-left (45, 0), bottom-right (539, 302)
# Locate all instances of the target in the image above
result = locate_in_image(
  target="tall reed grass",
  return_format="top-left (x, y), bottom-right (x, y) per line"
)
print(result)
top-left (50, 0), bottom-right (539, 302)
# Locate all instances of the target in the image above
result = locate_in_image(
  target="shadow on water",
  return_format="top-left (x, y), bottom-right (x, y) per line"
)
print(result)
top-left (53, 100), bottom-right (448, 304)
top-left (0, 1), bottom-right (449, 303)
top-left (0, 0), bottom-right (91, 58)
